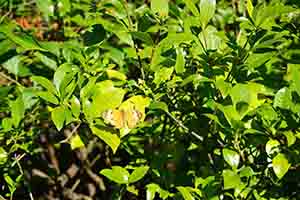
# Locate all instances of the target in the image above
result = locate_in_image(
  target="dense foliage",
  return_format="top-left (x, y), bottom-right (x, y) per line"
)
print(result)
top-left (0, 0), bottom-right (300, 199)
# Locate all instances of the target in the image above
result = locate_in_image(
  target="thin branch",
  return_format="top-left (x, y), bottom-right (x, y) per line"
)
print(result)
top-left (14, 154), bottom-right (34, 200)
top-left (121, 0), bottom-right (145, 80)
top-left (0, 71), bottom-right (23, 87)
top-left (165, 111), bottom-right (204, 142)
top-left (60, 123), bottom-right (81, 144)
top-left (134, 44), bottom-right (145, 80)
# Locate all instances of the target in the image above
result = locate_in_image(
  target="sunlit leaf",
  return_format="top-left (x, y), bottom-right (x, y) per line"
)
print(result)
top-left (151, 0), bottom-right (169, 17)
top-left (129, 166), bottom-right (150, 183)
top-left (177, 186), bottom-right (195, 200)
top-left (223, 148), bottom-right (240, 169)
top-left (223, 169), bottom-right (241, 190)
top-left (199, 0), bottom-right (216, 28)
top-left (51, 105), bottom-right (66, 131)
top-left (90, 126), bottom-right (120, 153)
top-left (272, 153), bottom-right (290, 179)
top-left (100, 166), bottom-right (130, 184)
top-left (70, 134), bottom-right (85, 150)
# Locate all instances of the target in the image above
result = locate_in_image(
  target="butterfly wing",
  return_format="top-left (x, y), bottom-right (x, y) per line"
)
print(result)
top-left (102, 109), bottom-right (125, 129)
top-left (125, 109), bottom-right (142, 129)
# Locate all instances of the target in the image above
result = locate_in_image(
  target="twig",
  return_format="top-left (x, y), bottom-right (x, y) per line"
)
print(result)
top-left (0, 71), bottom-right (23, 87)
top-left (121, 0), bottom-right (145, 80)
top-left (60, 123), bottom-right (81, 144)
top-left (134, 44), bottom-right (145, 80)
top-left (71, 179), bottom-right (81, 192)
top-left (14, 154), bottom-right (34, 200)
top-left (165, 111), bottom-right (204, 141)
top-left (0, 11), bottom-right (11, 24)
top-left (85, 167), bottom-right (106, 191)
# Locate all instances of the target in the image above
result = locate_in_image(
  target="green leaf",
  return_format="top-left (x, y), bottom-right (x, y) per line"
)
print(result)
top-left (129, 166), bottom-right (150, 183)
top-left (51, 106), bottom-right (66, 131)
top-left (53, 63), bottom-right (79, 92)
top-left (286, 64), bottom-right (300, 96)
top-left (265, 139), bottom-right (280, 156)
top-left (0, 24), bottom-right (45, 51)
top-left (223, 148), bottom-right (240, 169)
top-left (106, 69), bottom-right (127, 81)
top-left (239, 166), bottom-right (255, 178)
top-left (130, 32), bottom-right (154, 46)
top-left (0, 147), bottom-right (8, 165)
top-left (90, 126), bottom-right (120, 153)
top-left (0, 39), bottom-right (13, 56)
top-left (229, 83), bottom-right (267, 118)
top-left (70, 96), bottom-right (81, 119)
top-left (119, 95), bottom-right (150, 114)
top-left (70, 134), bottom-right (85, 150)
top-left (36, 0), bottom-right (54, 20)
top-left (215, 78), bottom-right (231, 98)
top-left (153, 67), bottom-right (174, 86)
top-left (58, 0), bottom-right (71, 15)
top-left (151, 0), bottom-right (169, 17)
top-left (36, 91), bottom-right (59, 104)
top-left (34, 52), bottom-right (57, 70)
top-left (10, 96), bottom-right (25, 128)
top-left (272, 153), bottom-right (290, 179)
top-left (176, 186), bottom-right (195, 200)
top-left (223, 169), bottom-right (241, 190)
top-left (2, 56), bottom-right (31, 77)
top-left (246, 52), bottom-right (275, 70)
top-left (198, 0), bottom-right (216, 28)
top-left (1, 118), bottom-right (13, 132)
top-left (89, 81), bottom-right (126, 118)
top-left (100, 166), bottom-right (130, 184)
top-left (32, 76), bottom-right (57, 95)
top-left (199, 25), bottom-right (221, 50)
top-left (283, 131), bottom-right (296, 147)
top-left (146, 184), bottom-right (171, 200)
top-left (184, 0), bottom-right (199, 16)
top-left (4, 174), bottom-right (16, 194)
top-left (175, 48), bottom-right (185, 74)
top-left (127, 185), bottom-right (139, 196)
top-left (247, 0), bottom-right (254, 19)
top-left (273, 87), bottom-right (292, 110)
top-left (149, 101), bottom-right (169, 112)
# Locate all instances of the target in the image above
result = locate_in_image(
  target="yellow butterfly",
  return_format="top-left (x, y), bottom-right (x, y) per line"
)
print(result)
top-left (102, 109), bottom-right (143, 129)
